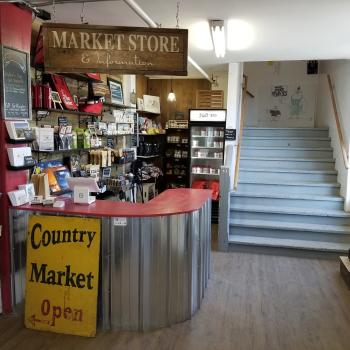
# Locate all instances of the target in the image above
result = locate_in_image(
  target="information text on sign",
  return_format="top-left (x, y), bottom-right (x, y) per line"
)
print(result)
top-left (42, 23), bottom-right (188, 75)
top-left (25, 215), bottom-right (101, 337)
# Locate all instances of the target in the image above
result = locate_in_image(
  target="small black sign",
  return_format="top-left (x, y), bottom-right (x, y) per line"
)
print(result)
top-left (307, 60), bottom-right (318, 75)
top-left (24, 156), bottom-right (35, 166)
top-left (102, 167), bottom-right (111, 178)
top-left (107, 137), bottom-right (115, 148)
top-left (225, 129), bottom-right (236, 141)
top-left (58, 116), bottom-right (68, 126)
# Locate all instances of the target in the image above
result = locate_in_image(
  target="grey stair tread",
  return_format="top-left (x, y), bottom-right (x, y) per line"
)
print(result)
top-left (241, 146), bottom-right (333, 151)
top-left (243, 136), bottom-right (331, 140)
top-left (228, 235), bottom-right (349, 252)
top-left (231, 204), bottom-right (350, 218)
top-left (238, 180), bottom-right (340, 187)
top-left (230, 218), bottom-right (350, 234)
top-left (241, 156), bottom-right (335, 162)
top-left (239, 168), bottom-right (338, 174)
top-left (230, 191), bottom-right (344, 201)
top-left (244, 127), bottom-right (328, 131)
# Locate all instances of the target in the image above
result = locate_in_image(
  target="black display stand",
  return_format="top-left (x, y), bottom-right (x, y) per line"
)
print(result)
top-left (164, 127), bottom-right (190, 189)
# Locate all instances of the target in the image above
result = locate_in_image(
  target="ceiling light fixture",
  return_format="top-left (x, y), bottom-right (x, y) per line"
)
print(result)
top-left (210, 20), bottom-right (225, 58)
top-left (167, 80), bottom-right (176, 102)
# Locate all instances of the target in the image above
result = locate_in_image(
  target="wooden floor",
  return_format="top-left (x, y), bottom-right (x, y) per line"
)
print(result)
top-left (1, 250), bottom-right (350, 349)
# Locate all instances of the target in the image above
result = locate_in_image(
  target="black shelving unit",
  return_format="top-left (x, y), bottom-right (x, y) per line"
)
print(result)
top-left (7, 164), bottom-right (35, 171)
top-left (33, 107), bottom-right (101, 118)
top-left (32, 147), bottom-right (104, 154)
top-left (6, 138), bottom-right (35, 144)
top-left (165, 127), bottom-right (190, 189)
top-left (137, 110), bottom-right (160, 117)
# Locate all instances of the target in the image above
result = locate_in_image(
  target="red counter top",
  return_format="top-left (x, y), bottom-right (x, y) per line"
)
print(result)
top-left (12, 189), bottom-right (212, 218)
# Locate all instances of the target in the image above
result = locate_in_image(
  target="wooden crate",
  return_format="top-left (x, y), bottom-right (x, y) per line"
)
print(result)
top-left (196, 90), bottom-right (224, 109)
top-left (340, 256), bottom-right (350, 289)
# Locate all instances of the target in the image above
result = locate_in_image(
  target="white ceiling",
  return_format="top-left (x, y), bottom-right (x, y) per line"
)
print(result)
top-left (38, 0), bottom-right (350, 75)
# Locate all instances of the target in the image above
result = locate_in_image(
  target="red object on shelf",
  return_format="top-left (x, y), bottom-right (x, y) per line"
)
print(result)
top-left (208, 180), bottom-right (220, 200)
top-left (32, 83), bottom-right (42, 108)
top-left (192, 180), bottom-right (220, 200)
top-left (51, 74), bottom-right (78, 110)
top-left (79, 101), bottom-right (103, 115)
top-left (191, 180), bottom-right (207, 189)
top-left (42, 83), bottom-right (52, 109)
top-left (85, 73), bottom-right (101, 81)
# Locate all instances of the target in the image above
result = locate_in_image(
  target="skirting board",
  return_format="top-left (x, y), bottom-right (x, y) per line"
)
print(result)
top-left (340, 256), bottom-right (350, 289)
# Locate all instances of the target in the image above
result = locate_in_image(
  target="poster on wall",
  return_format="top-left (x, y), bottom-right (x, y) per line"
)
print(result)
top-left (25, 215), bottom-right (101, 337)
top-left (257, 83), bottom-right (316, 127)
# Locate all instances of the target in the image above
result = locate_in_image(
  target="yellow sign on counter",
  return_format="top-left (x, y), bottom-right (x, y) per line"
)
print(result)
top-left (25, 215), bottom-right (101, 337)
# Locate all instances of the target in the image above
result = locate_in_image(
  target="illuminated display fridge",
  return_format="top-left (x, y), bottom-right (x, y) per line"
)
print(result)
top-left (189, 109), bottom-right (226, 222)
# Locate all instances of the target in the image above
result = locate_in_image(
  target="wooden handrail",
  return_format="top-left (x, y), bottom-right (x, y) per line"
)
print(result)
top-left (327, 74), bottom-right (349, 169)
top-left (233, 75), bottom-right (249, 190)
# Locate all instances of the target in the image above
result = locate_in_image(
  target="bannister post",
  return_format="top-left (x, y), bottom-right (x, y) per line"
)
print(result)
top-left (218, 166), bottom-right (231, 251)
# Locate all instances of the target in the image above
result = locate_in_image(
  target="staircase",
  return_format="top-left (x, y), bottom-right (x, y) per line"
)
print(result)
top-left (229, 127), bottom-right (350, 254)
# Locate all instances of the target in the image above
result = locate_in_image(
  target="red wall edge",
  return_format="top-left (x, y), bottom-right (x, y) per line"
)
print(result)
top-left (0, 3), bottom-right (32, 314)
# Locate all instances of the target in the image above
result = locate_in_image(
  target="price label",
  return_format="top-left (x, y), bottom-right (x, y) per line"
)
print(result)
top-left (113, 217), bottom-right (127, 226)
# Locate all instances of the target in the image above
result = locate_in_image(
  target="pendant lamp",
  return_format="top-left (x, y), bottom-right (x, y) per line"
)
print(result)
top-left (167, 80), bottom-right (176, 102)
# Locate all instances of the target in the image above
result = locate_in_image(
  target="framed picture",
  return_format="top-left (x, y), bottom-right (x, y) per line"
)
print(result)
top-left (143, 95), bottom-right (160, 114)
top-left (51, 91), bottom-right (63, 109)
top-left (108, 78), bottom-right (124, 105)
top-left (137, 97), bottom-right (144, 111)
top-left (5, 120), bottom-right (30, 140)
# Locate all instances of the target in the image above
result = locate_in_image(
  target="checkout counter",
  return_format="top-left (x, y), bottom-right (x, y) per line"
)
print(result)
top-left (9, 188), bottom-right (212, 331)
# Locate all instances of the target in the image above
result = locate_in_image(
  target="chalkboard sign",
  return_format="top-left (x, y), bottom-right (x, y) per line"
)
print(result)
top-left (225, 129), bottom-right (236, 141)
top-left (1, 46), bottom-right (30, 120)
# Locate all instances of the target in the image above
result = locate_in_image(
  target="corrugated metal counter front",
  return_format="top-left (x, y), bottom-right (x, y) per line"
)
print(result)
top-left (9, 189), bottom-right (212, 331)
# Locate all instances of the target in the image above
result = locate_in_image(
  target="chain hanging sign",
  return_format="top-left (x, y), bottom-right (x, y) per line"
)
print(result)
top-left (41, 23), bottom-right (188, 75)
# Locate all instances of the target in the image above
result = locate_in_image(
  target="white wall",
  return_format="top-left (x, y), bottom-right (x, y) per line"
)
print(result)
top-left (210, 70), bottom-right (228, 108)
top-left (224, 63), bottom-right (244, 188)
top-left (244, 61), bottom-right (319, 127)
top-left (316, 60), bottom-right (350, 205)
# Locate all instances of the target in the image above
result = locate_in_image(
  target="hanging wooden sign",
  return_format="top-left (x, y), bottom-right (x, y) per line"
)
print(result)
top-left (25, 215), bottom-right (101, 337)
top-left (41, 23), bottom-right (188, 75)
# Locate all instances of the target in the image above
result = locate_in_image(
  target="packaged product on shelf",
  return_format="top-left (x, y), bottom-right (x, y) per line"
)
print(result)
top-left (74, 128), bottom-right (85, 149)
top-left (107, 150), bottom-right (112, 166)
top-left (37, 127), bottom-right (54, 151)
top-left (66, 155), bottom-right (81, 176)
top-left (107, 123), bottom-right (117, 135)
top-left (101, 151), bottom-right (108, 168)
top-left (72, 129), bottom-right (77, 149)
top-left (90, 133), bottom-right (101, 148)
top-left (84, 129), bottom-right (91, 148)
